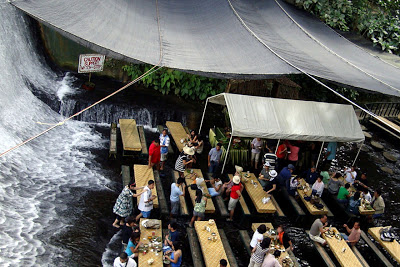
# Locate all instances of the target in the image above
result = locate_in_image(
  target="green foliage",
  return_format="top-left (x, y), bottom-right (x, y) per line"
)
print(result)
top-left (122, 64), bottom-right (226, 100)
top-left (295, 0), bottom-right (400, 54)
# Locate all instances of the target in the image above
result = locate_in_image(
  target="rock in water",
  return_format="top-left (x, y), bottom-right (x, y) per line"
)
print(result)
top-left (363, 131), bottom-right (372, 139)
top-left (371, 156), bottom-right (385, 164)
top-left (383, 152), bottom-right (398, 163)
top-left (371, 141), bottom-right (384, 150)
top-left (380, 166), bottom-right (394, 175)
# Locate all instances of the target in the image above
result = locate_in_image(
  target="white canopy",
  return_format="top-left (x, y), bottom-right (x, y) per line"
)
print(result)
top-left (201, 93), bottom-right (364, 143)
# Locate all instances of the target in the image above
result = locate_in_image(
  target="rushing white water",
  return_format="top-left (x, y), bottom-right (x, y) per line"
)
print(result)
top-left (0, 5), bottom-right (109, 266)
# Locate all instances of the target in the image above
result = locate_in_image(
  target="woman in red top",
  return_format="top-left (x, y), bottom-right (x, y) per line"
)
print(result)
top-left (227, 176), bottom-right (243, 221)
top-left (276, 142), bottom-right (287, 173)
top-left (286, 140), bottom-right (300, 167)
top-left (148, 140), bottom-right (161, 170)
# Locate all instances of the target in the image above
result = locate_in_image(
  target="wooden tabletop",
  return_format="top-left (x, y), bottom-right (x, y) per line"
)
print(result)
top-left (368, 227), bottom-right (400, 263)
top-left (358, 205), bottom-right (375, 215)
top-left (166, 121), bottom-right (188, 152)
top-left (195, 221), bottom-right (230, 267)
top-left (322, 227), bottom-right (362, 267)
top-left (138, 218), bottom-right (163, 266)
top-left (119, 119), bottom-right (141, 151)
top-left (134, 165), bottom-right (159, 208)
top-left (238, 173), bottom-right (276, 213)
top-left (297, 179), bottom-right (329, 215)
top-left (185, 169), bottom-right (215, 213)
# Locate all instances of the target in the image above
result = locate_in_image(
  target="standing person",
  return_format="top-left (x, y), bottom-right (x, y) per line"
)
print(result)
top-left (371, 189), bottom-right (385, 218)
top-left (344, 166), bottom-right (357, 184)
top-left (309, 215), bottom-right (328, 245)
top-left (250, 224), bottom-right (267, 250)
top-left (337, 183), bottom-right (351, 205)
top-left (148, 139), bottom-right (161, 170)
top-left (312, 176), bottom-right (324, 197)
top-left (136, 180), bottom-right (156, 221)
top-left (175, 146), bottom-right (195, 178)
top-left (263, 146), bottom-right (277, 170)
top-left (170, 178), bottom-right (186, 218)
top-left (276, 142), bottom-right (288, 172)
top-left (164, 241), bottom-right (183, 267)
top-left (121, 216), bottom-right (137, 250)
top-left (189, 189), bottom-right (207, 227)
top-left (125, 232), bottom-right (141, 259)
top-left (113, 252), bottom-right (137, 267)
top-left (286, 141), bottom-right (300, 168)
top-left (208, 143), bottom-right (223, 177)
top-left (227, 175), bottom-right (243, 221)
top-left (251, 137), bottom-right (263, 169)
top-left (164, 222), bottom-right (180, 247)
top-left (248, 237), bottom-right (271, 267)
top-left (159, 129), bottom-right (170, 171)
top-left (112, 181), bottom-right (144, 228)
top-left (342, 222), bottom-right (361, 246)
top-left (277, 164), bottom-right (294, 187)
top-left (324, 142), bottom-right (337, 167)
top-left (277, 225), bottom-right (294, 251)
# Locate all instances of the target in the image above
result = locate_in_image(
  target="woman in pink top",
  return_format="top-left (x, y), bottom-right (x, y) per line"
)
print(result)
top-left (285, 141), bottom-right (300, 167)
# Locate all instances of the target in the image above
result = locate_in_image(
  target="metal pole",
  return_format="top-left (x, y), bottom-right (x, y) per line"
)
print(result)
top-left (275, 139), bottom-right (281, 154)
top-left (198, 98), bottom-right (209, 134)
top-left (221, 134), bottom-right (233, 174)
top-left (315, 141), bottom-right (325, 168)
top-left (352, 141), bottom-right (364, 166)
top-left (88, 73), bottom-right (92, 83)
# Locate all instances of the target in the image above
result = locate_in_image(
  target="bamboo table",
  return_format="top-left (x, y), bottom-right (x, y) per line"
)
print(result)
top-left (322, 227), bottom-right (363, 267)
top-left (195, 221), bottom-right (230, 267)
top-left (239, 173), bottom-right (276, 213)
top-left (119, 119), bottom-right (142, 151)
top-left (134, 165), bottom-right (159, 208)
top-left (138, 218), bottom-right (163, 266)
top-left (297, 179), bottom-right (329, 215)
top-left (185, 169), bottom-right (215, 213)
top-left (166, 121), bottom-right (188, 152)
top-left (368, 227), bottom-right (400, 263)
top-left (358, 205), bottom-right (375, 215)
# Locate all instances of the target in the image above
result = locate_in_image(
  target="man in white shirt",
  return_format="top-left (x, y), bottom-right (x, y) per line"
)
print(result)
top-left (136, 180), bottom-right (156, 221)
top-left (113, 252), bottom-right (137, 267)
top-left (159, 129), bottom-right (170, 171)
top-left (345, 166), bottom-right (357, 184)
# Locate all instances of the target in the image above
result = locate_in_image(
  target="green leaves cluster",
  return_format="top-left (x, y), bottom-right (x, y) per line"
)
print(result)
top-left (122, 64), bottom-right (226, 100)
top-left (295, 0), bottom-right (400, 54)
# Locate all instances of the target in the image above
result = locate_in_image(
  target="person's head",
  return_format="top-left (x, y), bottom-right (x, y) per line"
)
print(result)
top-left (269, 170), bottom-right (278, 180)
top-left (214, 177), bottom-right (221, 182)
top-left (317, 175), bottom-right (323, 183)
top-left (233, 175), bottom-right (241, 185)
top-left (288, 164), bottom-right (295, 173)
top-left (125, 216), bottom-right (136, 227)
top-left (172, 241), bottom-right (182, 251)
top-left (260, 237), bottom-right (271, 249)
top-left (353, 191), bottom-right (361, 201)
top-left (177, 177), bottom-right (185, 185)
top-left (154, 139), bottom-right (160, 146)
top-left (361, 173), bottom-right (367, 180)
top-left (273, 250), bottom-right (281, 258)
top-left (130, 232), bottom-right (141, 243)
top-left (257, 224), bottom-right (267, 234)
top-left (362, 187), bottom-right (369, 194)
top-left (195, 189), bottom-right (203, 203)
top-left (320, 214), bottom-right (328, 224)
top-left (257, 137), bottom-right (261, 141)
top-left (374, 189), bottom-right (381, 198)
top-left (345, 183), bottom-right (350, 189)
top-left (277, 225), bottom-right (284, 233)
top-left (169, 221), bottom-right (178, 231)
top-left (263, 162), bottom-right (270, 169)
top-left (162, 129), bottom-right (168, 136)
top-left (311, 166), bottom-right (316, 173)
top-left (220, 259), bottom-right (228, 267)
top-left (334, 173), bottom-right (342, 179)
top-left (119, 252), bottom-right (128, 263)
top-left (190, 130), bottom-right (197, 137)
top-left (148, 180), bottom-right (155, 189)
top-left (351, 166), bottom-right (355, 171)
top-left (128, 180), bottom-right (136, 190)
top-left (216, 143), bottom-right (222, 151)
top-left (353, 221), bottom-right (360, 229)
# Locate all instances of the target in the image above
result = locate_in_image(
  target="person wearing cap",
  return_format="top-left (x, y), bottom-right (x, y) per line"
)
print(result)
top-left (208, 143), bottom-right (223, 176)
top-left (264, 170), bottom-right (278, 195)
top-left (277, 164), bottom-right (294, 187)
top-left (227, 175), bottom-right (243, 221)
top-left (175, 146), bottom-right (196, 178)
top-left (258, 162), bottom-right (271, 188)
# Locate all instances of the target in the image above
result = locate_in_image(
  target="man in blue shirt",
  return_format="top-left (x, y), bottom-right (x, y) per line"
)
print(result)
top-left (170, 178), bottom-right (185, 218)
top-left (324, 142), bottom-right (337, 166)
top-left (277, 164), bottom-right (294, 187)
top-left (302, 166), bottom-right (319, 185)
top-left (208, 143), bottom-right (222, 176)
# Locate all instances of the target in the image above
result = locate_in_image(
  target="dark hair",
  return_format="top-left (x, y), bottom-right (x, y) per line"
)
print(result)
top-left (354, 221), bottom-right (360, 226)
top-left (148, 180), bottom-right (155, 185)
top-left (216, 142), bottom-right (222, 147)
top-left (169, 221), bottom-right (178, 230)
top-left (277, 225), bottom-right (284, 231)
top-left (128, 180), bottom-right (135, 187)
top-left (172, 241), bottom-right (182, 250)
top-left (195, 189), bottom-right (203, 203)
top-left (273, 250), bottom-right (281, 258)
top-left (375, 189), bottom-right (382, 196)
top-left (130, 232), bottom-right (141, 242)
top-left (353, 191), bottom-right (361, 201)
top-left (220, 259), bottom-right (228, 266)
top-left (320, 214), bottom-right (327, 219)
top-left (260, 237), bottom-right (271, 249)
top-left (318, 175), bottom-right (323, 180)
top-left (190, 130), bottom-right (197, 136)
top-left (119, 252), bottom-right (128, 260)
top-left (257, 224), bottom-right (267, 234)
top-left (154, 139), bottom-right (160, 143)
top-left (162, 128), bottom-right (168, 133)
top-left (362, 187), bottom-right (369, 193)
top-left (125, 216), bottom-right (135, 225)
top-left (335, 173), bottom-right (342, 178)
top-left (345, 183), bottom-right (350, 189)
top-left (177, 178), bottom-right (185, 185)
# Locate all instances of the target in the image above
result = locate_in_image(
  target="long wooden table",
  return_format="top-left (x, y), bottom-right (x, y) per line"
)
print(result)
top-left (134, 165), bottom-right (159, 208)
top-left (119, 119), bottom-right (142, 151)
top-left (185, 169), bottom-right (215, 213)
top-left (239, 173), bottom-right (276, 213)
top-left (166, 121), bottom-right (188, 152)
top-left (138, 218), bottom-right (163, 266)
top-left (195, 221), bottom-right (230, 267)
top-left (297, 179), bottom-right (329, 215)
top-left (369, 227), bottom-right (400, 263)
top-left (322, 227), bottom-right (362, 267)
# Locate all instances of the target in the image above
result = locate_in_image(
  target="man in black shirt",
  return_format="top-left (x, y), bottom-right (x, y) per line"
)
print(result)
top-left (121, 216), bottom-right (137, 250)
top-left (354, 173), bottom-right (368, 191)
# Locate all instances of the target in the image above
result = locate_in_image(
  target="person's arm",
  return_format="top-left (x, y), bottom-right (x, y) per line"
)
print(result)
top-left (343, 224), bottom-right (351, 234)
top-left (266, 184), bottom-right (276, 195)
top-left (166, 250), bottom-right (181, 263)
top-left (132, 190), bottom-right (145, 198)
top-left (180, 184), bottom-right (186, 197)
top-left (183, 158), bottom-right (193, 166)
top-left (207, 154), bottom-right (211, 167)
top-left (131, 242), bottom-right (142, 253)
top-left (251, 246), bottom-right (257, 253)
top-left (148, 153), bottom-right (152, 168)
top-left (288, 240), bottom-right (294, 251)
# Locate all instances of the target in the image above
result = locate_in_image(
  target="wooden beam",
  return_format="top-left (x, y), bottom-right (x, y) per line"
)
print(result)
top-left (306, 231), bottom-right (336, 267)
top-left (360, 230), bottom-right (393, 267)
top-left (239, 230), bottom-right (252, 256)
top-left (137, 125), bottom-right (148, 155)
top-left (121, 165), bottom-right (130, 186)
top-left (280, 188), bottom-right (305, 216)
top-left (153, 170), bottom-right (169, 216)
top-left (270, 195), bottom-right (285, 217)
top-left (109, 123), bottom-right (117, 158)
top-left (351, 246), bottom-right (370, 267)
top-left (187, 228), bottom-right (205, 267)
top-left (218, 229), bottom-right (238, 267)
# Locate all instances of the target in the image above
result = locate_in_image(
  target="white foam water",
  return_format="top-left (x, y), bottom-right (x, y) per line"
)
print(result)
top-left (0, 5), bottom-right (109, 266)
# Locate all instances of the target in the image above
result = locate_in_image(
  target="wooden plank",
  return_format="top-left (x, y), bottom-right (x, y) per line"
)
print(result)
top-left (185, 169), bottom-right (215, 213)
top-left (187, 228), bottom-right (206, 267)
top-left (138, 219), bottom-right (162, 266)
top-left (322, 227), bottom-right (362, 267)
top-left (119, 119), bottom-right (142, 151)
top-left (369, 120), bottom-right (400, 139)
top-left (153, 170), bottom-right (168, 215)
top-left (376, 116), bottom-right (400, 133)
top-left (360, 230), bottom-right (393, 267)
top-left (306, 230), bottom-right (336, 267)
top-left (239, 230), bottom-right (252, 256)
top-left (194, 221), bottom-right (231, 267)
top-left (137, 125), bottom-right (148, 155)
top-left (351, 246), bottom-right (370, 267)
top-left (368, 227), bottom-right (400, 264)
top-left (166, 121), bottom-right (188, 152)
top-left (280, 188), bottom-right (306, 216)
top-left (157, 125), bottom-right (174, 154)
top-left (134, 165), bottom-right (159, 208)
top-left (239, 196), bottom-right (251, 215)
top-left (172, 171), bottom-right (189, 216)
top-left (297, 179), bottom-right (329, 215)
top-left (218, 229), bottom-right (238, 267)
top-left (270, 195), bottom-right (285, 217)
top-left (121, 165), bottom-right (130, 186)
top-left (109, 123), bottom-right (117, 158)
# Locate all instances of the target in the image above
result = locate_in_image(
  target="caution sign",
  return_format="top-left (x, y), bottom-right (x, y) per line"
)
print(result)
top-left (78, 54), bottom-right (105, 73)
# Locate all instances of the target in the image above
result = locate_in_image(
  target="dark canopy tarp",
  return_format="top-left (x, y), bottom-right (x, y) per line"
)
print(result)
top-left (13, 0), bottom-right (400, 96)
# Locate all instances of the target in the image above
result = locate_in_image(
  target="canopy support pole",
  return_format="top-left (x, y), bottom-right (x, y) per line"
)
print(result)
top-left (316, 141), bottom-right (325, 168)
top-left (275, 139), bottom-right (280, 154)
top-left (221, 134), bottom-right (233, 174)
top-left (352, 142), bottom-right (364, 166)
top-left (199, 98), bottom-right (209, 134)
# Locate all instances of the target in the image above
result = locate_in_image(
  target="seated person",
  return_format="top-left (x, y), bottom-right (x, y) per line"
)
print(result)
top-left (327, 172), bottom-right (343, 195)
top-left (264, 170), bottom-right (278, 195)
top-left (337, 183), bottom-right (351, 205)
top-left (311, 176), bottom-right (324, 197)
top-left (354, 172), bottom-right (368, 191)
top-left (361, 187), bottom-right (372, 202)
top-left (125, 232), bottom-right (141, 259)
top-left (187, 130), bottom-right (198, 144)
top-left (319, 167), bottom-right (330, 185)
top-left (341, 222), bottom-right (361, 246)
top-left (371, 189), bottom-right (385, 218)
top-left (164, 222), bottom-right (180, 247)
top-left (302, 166), bottom-right (318, 185)
top-left (277, 225), bottom-right (294, 251)
top-left (258, 162), bottom-right (271, 188)
top-left (347, 191), bottom-right (361, 215)
top-left (287, 175), bottom-right (300, 197)
top-left (208, 177), bottom-right (223, 197)
top-left (194, 134), bottom-right (204, 154)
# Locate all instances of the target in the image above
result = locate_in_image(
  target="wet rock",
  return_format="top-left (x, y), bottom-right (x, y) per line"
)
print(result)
top-left (360, 125), bottom-right (368, 131)
top-left (363, 131), bottom-right (372, 139)
top-left (371, 156), bottom-right (385, 164)
top-left (383, 152), bottom-right (398, 163)
top-left (360, 145), bottom-right (370, 152)
top-left (371, 141), bottom-right (384, 150)
top-left (380, 166), bottom-right (394, 175)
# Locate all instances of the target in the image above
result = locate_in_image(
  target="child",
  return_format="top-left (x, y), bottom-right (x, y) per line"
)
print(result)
top-left (189, 189), bottom-right (207, 227)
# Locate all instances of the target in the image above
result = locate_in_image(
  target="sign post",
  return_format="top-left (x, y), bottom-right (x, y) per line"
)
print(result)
top-left (78, 54), bottom-right (105, 90)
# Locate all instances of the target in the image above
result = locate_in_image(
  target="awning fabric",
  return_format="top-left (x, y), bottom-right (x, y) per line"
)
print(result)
top-left (12, 0), bottom-right (400, 96)
top-left (207, 93), bottom-right (365, 142)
